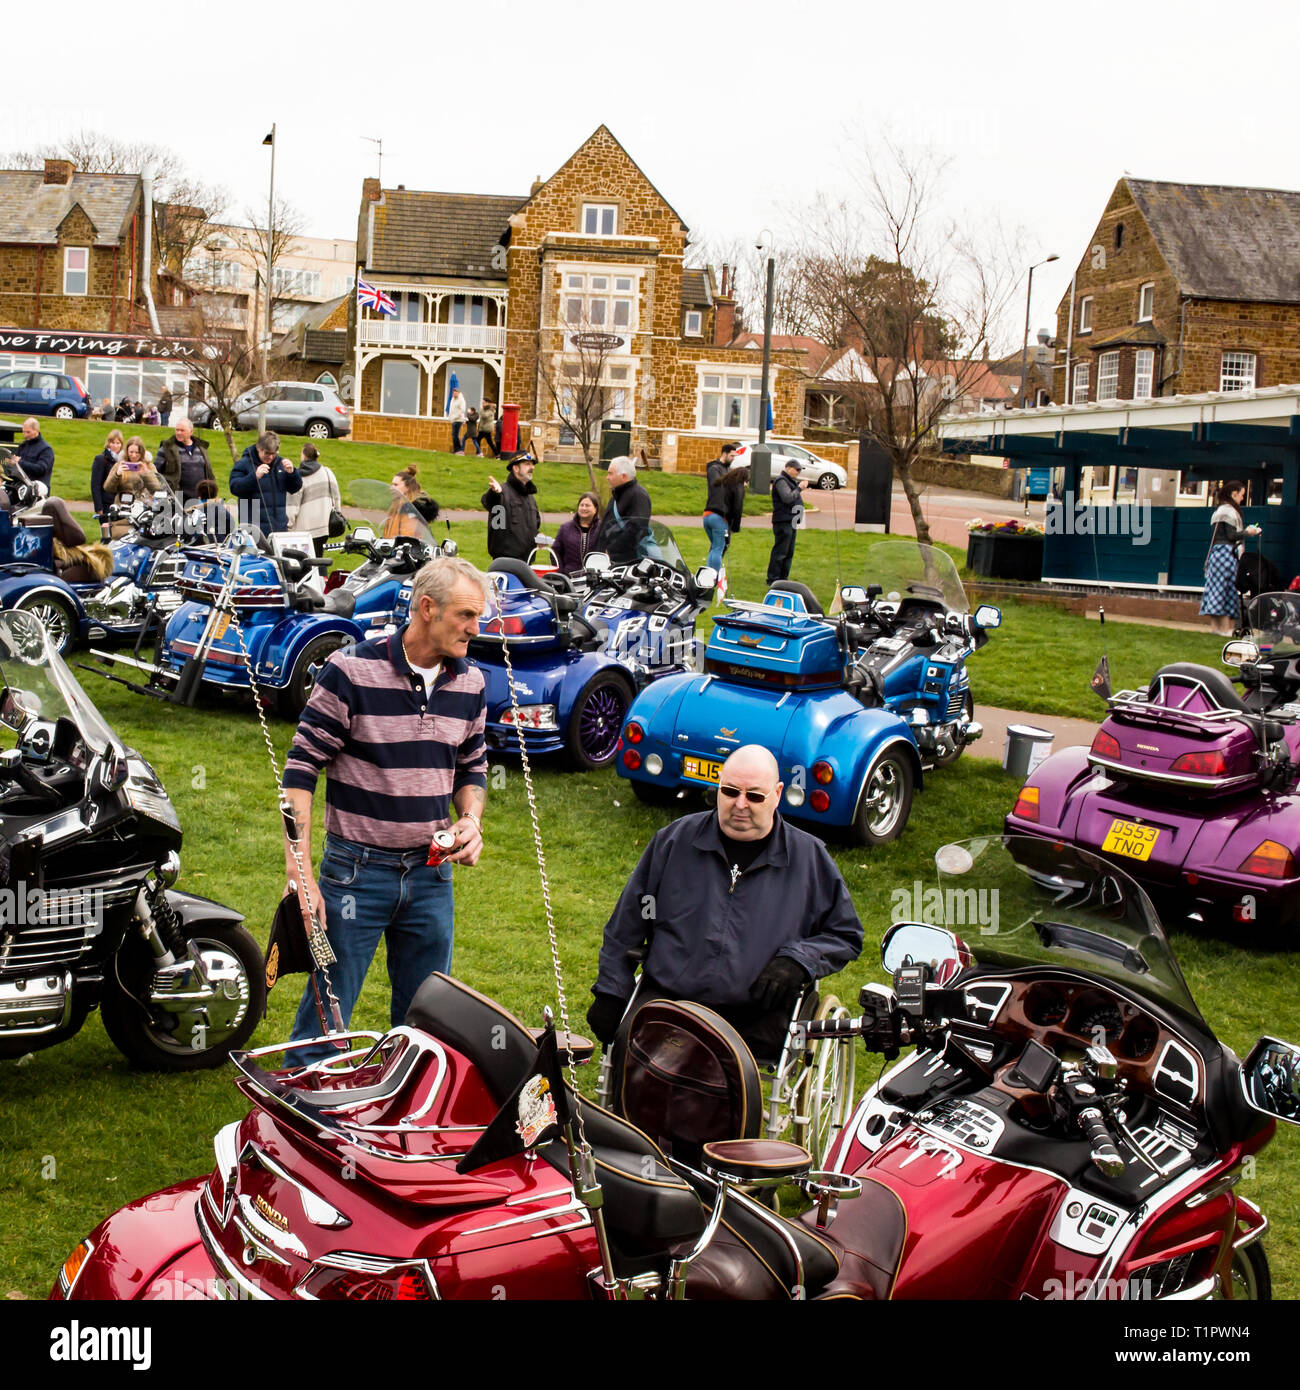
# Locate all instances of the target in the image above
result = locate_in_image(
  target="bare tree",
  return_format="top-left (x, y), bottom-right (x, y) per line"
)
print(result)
top-left (234, 195), bottom-right (308, 338)
top-left (181, 328), bottom-right (261, 465)
top-left (795, 138), bottom-right (1023, 544)
top-left (536, 320), bottom-right (624, 491)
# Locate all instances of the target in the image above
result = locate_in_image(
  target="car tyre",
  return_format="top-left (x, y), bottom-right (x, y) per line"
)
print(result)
top-left (53, 405), bottom-right (77, 420)
top-left (305, 419), bottom-right (333, 441)
top-left (278, 633), bottom-right (349, 718)
top-left (567, 671), bottom-right (633, 770)
top-left (852, 750), bottom-right (915, 846)
top-left (1214, 1242), bottom-right (1270, 1301)
top-left (816, 472), bottom-right (840, 490)
top-left (12, 591), bottom-right (78, 655)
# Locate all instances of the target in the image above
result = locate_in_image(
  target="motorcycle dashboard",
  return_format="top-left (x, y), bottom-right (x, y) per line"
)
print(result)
top-left (958, 972), bottom-right (1204, 1114)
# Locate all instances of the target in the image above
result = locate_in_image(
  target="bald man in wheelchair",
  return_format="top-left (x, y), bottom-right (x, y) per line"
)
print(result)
top-left (587, 745), bottom-right (863, 1064)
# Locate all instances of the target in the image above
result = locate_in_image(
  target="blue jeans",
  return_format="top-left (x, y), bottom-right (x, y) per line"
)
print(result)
top-left (703, 512), bottom-right (729, 572)
top-left (289, 834), bottom-right (454, 1061)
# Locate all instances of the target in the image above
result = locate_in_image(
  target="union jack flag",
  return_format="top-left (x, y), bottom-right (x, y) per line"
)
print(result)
top-left (357, 278), bottom-right (397, 316)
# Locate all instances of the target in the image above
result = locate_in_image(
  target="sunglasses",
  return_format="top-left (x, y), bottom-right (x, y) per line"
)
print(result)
top-left (717, 785), bottom-right (772, 805)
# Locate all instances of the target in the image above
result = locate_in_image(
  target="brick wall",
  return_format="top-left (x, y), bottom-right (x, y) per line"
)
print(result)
top-left (352, 412), bottom-right (452, 451)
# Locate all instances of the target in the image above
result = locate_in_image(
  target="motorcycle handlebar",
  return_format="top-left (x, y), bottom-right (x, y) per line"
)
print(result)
top-left (1078, 1105), bottom-right (1125, 1178)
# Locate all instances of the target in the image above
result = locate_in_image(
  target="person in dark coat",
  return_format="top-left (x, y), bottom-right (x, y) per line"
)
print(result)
top-left (90, 427), bottom-right (125, 520)
top-left (586, 744), bottom-right (863, 1064)
top-left (592, 456), bottom-right (652, 565)
top-left (480, 454), bottom-right (541, 562)
top-left (229, 431), bottom-right (302, 533)
top-left (155, 417), bottom-right (215, 502)
top-left (554, 492), bottom-right (601, 575)
top-left (703, 442), bottom-right (744, 572)
top-left (11, 418), bottom-right (55, 487)
top-left (157, 388), bottom-right (173, 427)
top-left (768, 457), bottom-right (810, 584)
top-left (183, 479), bottom-right (235, 542)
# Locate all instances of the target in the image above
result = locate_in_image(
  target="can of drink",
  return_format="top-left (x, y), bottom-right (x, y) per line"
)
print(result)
top-left (426, 829), bottom-right (457, 867)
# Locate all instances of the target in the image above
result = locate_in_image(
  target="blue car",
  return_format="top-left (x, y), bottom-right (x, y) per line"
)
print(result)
top-left (0, 367), bottom-right (91, 418)
top-left (615, 543), bottom-right (1001, 845)
top-left (466, 523), bottom-right (716, 769)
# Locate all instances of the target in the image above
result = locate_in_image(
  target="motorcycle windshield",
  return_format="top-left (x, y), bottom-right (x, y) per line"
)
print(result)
top-left (0, 610), bottom-right (123, 760)
top-left (866, 541), bottom-right (969, 614)
top-left (924, 834), bottom-right (1207, 1030)
top-left (637, 522), bottom-right (688, 576)
top-left (1242, 591), bottom-right (1300, 652)
top-left (349, 478), bottom-right (435, 549)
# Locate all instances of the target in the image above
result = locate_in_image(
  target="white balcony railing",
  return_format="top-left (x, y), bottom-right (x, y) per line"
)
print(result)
top-left (357, 321), bottom-right (507, 353)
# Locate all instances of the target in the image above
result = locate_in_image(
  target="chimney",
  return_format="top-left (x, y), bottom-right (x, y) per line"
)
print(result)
top-left (530, 175), bottom-right (543, 196)
top-left (43, 158), bottom-right (74, 186)
top-left (362, 177), bottom-right (382, 202)
top-left (720, 263), bottom-right (731, 298)
top-left (713, 296), bottom-right (736, 347)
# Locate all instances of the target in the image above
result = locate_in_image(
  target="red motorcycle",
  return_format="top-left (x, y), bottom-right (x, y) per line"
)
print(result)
top-left (52, 837), bottom-right (1299, 1302)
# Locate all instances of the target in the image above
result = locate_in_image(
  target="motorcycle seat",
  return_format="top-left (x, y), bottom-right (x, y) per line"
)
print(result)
top-left (489, 557), bottom-right (546, 592)
top-left (1150, 662), bottom-right (1249, 713)
top-left (324, 588), bottom-right (356, 619)
top-left (768, 580), bottom-right (823, 616)
top-left (291, 586), bottom-right (326, 612)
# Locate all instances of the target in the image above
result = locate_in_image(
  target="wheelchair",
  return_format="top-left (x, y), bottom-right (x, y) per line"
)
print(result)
top-left (594, 954), bottom-right (858, 1169)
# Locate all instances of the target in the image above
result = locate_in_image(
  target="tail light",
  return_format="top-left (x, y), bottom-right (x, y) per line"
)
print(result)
top-left (810, 789), bottom-right (830, 812)
top-left (811, 760), bottom-right (834, 784)
top-left (1091, 730), bottom-right (1121, 760)
top-left (624, 722), bottom-right (644, 744)
top-left (623, 748), bottom-right (642, 770)
top-left (1012, 785), bottom-right (1040, 821)
top-left (72, 376), bottom-right (89, 399)
top-left (1170, 750), bottom-right (1226, 776)
top-left (1240, 840), bottom-right (1296, 879)
top-left (299, 1258), bottom-right (436, 1300)
top-left (335, 405), bottom-right (351, 416)
top-left (482, 615), bottom-right (524, 635)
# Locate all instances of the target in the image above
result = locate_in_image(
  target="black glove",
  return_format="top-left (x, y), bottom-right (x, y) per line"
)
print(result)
top-left (749, 956), bottom-right (809, 1011)
top-left (587, 992), bottom-right (628, 1046)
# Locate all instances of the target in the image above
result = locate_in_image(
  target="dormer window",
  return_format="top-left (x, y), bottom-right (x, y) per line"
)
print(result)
top-left (63, 247), bottom-right (89, 296)
top-left (582, 203), bottom-right (617, 236)
top-left (685, 310), bottom-right (702, 337)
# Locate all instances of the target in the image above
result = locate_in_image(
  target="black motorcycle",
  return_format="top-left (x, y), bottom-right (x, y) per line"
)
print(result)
top-left (0, 608), bottom-right (264, 1069)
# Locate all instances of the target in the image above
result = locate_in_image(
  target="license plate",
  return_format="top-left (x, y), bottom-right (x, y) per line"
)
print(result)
top-left (212, 613), bottom-right (231, 640)
top-left (682, 756), bottom-right (723, 785)
top-left (1102, 818), bottom-right (1161, 861)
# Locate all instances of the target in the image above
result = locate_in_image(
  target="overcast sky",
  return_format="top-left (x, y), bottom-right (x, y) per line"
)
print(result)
top-left (7, 0), bottom-right (1299, 347)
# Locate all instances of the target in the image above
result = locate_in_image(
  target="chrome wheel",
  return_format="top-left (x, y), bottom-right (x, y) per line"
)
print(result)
top-left (1215, 1243), bottom-right (1270, 1300)
top-left (816, 472), bottom-right (839, 490)
top-left (862, 761), bottom-right (904, 835)
top-left (14, 595), bottom-right (75, 654)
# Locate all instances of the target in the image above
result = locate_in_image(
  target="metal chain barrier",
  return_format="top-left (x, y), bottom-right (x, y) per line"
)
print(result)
top-left (492, 589), bottom-right (592, 1159)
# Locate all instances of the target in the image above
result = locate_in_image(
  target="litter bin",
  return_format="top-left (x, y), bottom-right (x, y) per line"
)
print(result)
top-left (1003, 724), bottom-right (1054, 780)
top-left (500, 403), bottom-right (521, 455)
top-left (599, 418), bottom-right (632, 467)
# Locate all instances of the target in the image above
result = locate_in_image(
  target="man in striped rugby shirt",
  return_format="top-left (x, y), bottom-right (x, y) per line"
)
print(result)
top-left (281, 556), bottom-right (491, 1051)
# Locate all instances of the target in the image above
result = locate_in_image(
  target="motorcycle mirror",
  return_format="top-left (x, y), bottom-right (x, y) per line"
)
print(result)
top-left (1223, 638), bottom-right (1261, 667)
top-left (1241, 1037), bottom-right (1300, 1125)
top-left (0, 685), bottom-right (31, 731)
top-left (974, 604), bottom-right (1002, 629)
top-left (351, 525), bottom-right (376, 545)
top-left (881, 921), bottom-right (964, 979)
top-left (585, 552), bottom-right (611, 575)
top-left (695, 565), bottom-right (718, 591)
top-left (442, 539), bottom-right (459, 557)
top-left (841, 585), bottom-right (868, 605)
top-left (867, 584), bottom-right (883, 599)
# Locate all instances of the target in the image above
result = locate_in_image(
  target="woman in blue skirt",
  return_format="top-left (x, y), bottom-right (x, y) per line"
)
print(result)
top-left (1200, 480), bottom-right (1260, 636)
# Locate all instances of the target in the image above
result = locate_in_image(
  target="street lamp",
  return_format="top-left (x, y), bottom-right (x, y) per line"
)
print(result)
top-left (259, 126), bottom-right (276, 433)
top-left (756, 230), bottom-right (775, 446)
top-left (1019, 253), bottom-right (1059, 408)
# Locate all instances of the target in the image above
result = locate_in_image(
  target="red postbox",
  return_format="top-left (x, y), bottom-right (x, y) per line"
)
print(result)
top-left (500, 403), bottom-right (521, 455)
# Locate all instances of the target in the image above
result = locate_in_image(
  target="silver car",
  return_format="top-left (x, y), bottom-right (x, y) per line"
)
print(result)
top-left (192, 381), bottom-right (352, 439)
top-left (734, 441), bottom-right (847, 490)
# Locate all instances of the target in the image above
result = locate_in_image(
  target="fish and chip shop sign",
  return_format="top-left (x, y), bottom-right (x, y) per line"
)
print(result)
top-left (0, 329), bottom-right (230, 362)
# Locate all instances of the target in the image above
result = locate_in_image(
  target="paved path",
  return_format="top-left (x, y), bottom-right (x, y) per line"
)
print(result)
top-left (969, 704), bottom-right (1099, 766)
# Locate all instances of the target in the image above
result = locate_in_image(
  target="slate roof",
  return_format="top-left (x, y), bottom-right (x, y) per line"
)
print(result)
top-left (0, 170), bottom-right (140, 246)
top-left (303, 330), bottom-right (347, 364)
top-left (1126, 178), bottom-right (1300, 305)
top-left (681, 267), bottom-right (713, 307)
top-left (1087, 322), bottom-right (1168, 348)
top-left (365, 190), bottom-right (526, 278)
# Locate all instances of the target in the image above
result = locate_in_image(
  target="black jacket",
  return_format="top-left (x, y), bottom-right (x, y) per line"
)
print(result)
top-left (593, 478), bottom-right (652, 564)
top-left (705, 459), bottom-right (744, 532)
top-left (594, 810), bottom-right (863, 1006)
top-left (481, 472), bottom-right (540, 561)
top-left (90, 447), bottom-right (119, 515)
top-left (12, 435), bottom-right (54, 486)
top-left (229, 444), bottom-right (303, 532)
top-left (771, 471), bottom-right (804, 526)
top-left (155, 434), bottom-right (214, 500)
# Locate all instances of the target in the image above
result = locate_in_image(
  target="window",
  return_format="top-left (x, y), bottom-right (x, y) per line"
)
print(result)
top-left (63, 247), bottom-right (89, 296)
top-left (1072, 362), bottom-right (1089, 403)
top-left (1078, 297), bottom-right (1093, 333)
top-left (84, 358), bottom-right (189, 412)
top-left (1138, 283), bottom-right (1155, 322)
top-left (698, 372), bottom-right (765, 431)
top-left (1220, 352), bottom-right (1257, 392)
top-left (562, 272), bottom-right (635, 335)
top-left (0, 354), bottom-right (64, 374)
top-left (1133, 348), bottom-right (1154, 400)
top-left (1114, 222), bottom-right (1124, 251)
top-left (1097, 352), bottom-right (1120, 401)
top-left (582, 203), bottom-right (618, 236)
top-left (685, 310), bottom-right (702, 338)
top-left (272, 267), bottom-right (322, 297)
top-left (185, 256), bottom-right (242, 289)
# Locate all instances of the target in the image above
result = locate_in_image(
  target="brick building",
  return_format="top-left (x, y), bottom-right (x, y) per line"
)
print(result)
top-left (1053, 178), bottom-right (1300, 408)
top-left (350, 126), bottom-right (817, 471)
top-left (0, 158), bottom-right (197, 409)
